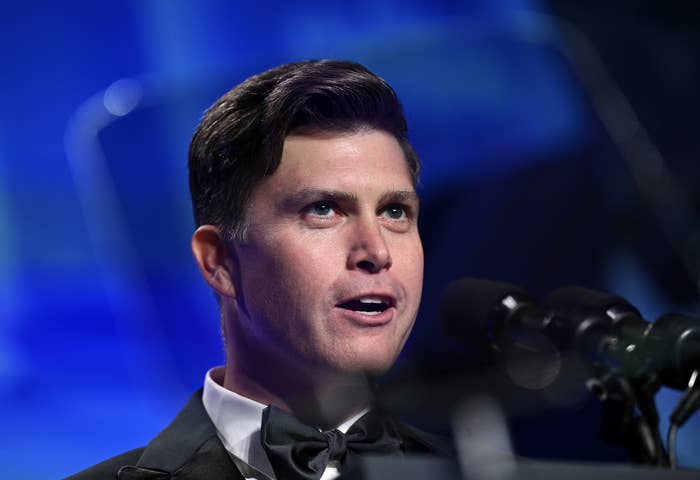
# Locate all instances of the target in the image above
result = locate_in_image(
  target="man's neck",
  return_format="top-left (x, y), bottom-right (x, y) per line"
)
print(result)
top-left (222, 357), bottom-right (374, 430)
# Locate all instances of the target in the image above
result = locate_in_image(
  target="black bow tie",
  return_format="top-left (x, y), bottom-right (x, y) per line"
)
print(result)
top-left (260, 405), bottom-right (403, 480)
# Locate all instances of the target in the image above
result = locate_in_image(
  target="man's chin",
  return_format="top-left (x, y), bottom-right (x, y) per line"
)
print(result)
top-left (298, 342), bottom-right (403, 380)
top-left (325, 355), bottom-right (398, 379)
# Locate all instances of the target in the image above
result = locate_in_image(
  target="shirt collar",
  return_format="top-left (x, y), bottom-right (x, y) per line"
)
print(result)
top-left (202, 366), bottom-right (371, 479)
top-left (203, 366), bottom-right (274, 479)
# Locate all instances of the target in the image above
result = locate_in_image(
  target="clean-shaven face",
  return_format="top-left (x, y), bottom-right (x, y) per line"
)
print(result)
top-left (232, 129), bottom-right (423, 375)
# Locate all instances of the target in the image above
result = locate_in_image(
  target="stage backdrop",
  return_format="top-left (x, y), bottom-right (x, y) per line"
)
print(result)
top-left (1, 1), bottom-right (699, 478)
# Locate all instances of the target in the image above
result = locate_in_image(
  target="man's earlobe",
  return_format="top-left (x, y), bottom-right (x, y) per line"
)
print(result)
top-left (191, 225), bottom-right (237, 298)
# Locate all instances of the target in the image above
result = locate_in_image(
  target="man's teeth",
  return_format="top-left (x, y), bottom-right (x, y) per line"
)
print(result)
top-left (359, 297), bottom-right (383, 304)
top-left (357, 298), bottom-right (385, 314)
top-left (338, 297), bottom-right (391, 314)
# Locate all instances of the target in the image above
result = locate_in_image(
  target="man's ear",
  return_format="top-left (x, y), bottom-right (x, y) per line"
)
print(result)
top-left (191, 225), bottom-right (237, 298)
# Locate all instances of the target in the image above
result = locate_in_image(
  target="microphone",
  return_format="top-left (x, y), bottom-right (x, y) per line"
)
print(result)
top-left (441, 278), bottom-right (700, 465)
top-left (440, 278), bottom-right (620, 361)
top-left (440, 277), bottom-right (538, 352)
top-left (441, 278), bottom-right (700, 390)
top-left (546, 285), bottom-right (700, 461)
top-left (547, 286), bottom-right (700, 391)
top-left (544, 285), bottom-right (652, 383)
top-left (440, 278), bottom-right (566, 391)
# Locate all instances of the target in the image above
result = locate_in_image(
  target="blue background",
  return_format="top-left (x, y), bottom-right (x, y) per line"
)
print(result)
top-left (1, 1), bottom-right (699, 478)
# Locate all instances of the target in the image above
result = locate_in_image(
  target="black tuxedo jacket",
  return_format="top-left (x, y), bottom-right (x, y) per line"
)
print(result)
top-left (66, 389), bottom-right (453, 480)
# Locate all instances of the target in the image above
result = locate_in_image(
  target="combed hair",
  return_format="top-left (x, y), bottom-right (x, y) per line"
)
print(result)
top-left (188, 59), bottom-right (420, 240)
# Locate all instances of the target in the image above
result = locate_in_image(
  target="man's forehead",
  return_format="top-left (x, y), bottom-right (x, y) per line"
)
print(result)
top-left (276, 130), bottom-right (415, 182)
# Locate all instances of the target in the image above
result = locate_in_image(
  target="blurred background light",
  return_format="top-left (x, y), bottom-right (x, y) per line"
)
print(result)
top-left (1, 1), bottom-right (699, 478)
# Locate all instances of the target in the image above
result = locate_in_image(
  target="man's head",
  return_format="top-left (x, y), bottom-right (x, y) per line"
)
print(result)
top-left (189, 60), bottom-right (420, 241)
top-left (189, 60), bottom-right (423, 385)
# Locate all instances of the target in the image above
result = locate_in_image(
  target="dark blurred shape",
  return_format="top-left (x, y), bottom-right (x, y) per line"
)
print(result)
top-left (547, 0), bottom-right (700, 304)
top-left (341, 456), bottom-right (700, 480)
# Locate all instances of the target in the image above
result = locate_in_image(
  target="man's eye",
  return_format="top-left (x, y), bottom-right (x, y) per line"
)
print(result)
top-left (308, 201), bottom-right (334, 217)
top-left (382, 204), bottom-right (407, 220)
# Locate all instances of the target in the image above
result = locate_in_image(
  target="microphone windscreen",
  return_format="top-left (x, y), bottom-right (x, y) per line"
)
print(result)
top-left (440, 278), bottom-right (527, 341)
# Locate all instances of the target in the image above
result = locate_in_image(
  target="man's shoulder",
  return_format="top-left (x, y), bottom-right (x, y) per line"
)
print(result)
top-left (378, 408), bottom-right (455, 457)
top-left (64, 448), bottom-right (145, 480)
top-left (392, 418), bottom-right (455, 457)
top-left (63, 389), bottom-right (239, 480)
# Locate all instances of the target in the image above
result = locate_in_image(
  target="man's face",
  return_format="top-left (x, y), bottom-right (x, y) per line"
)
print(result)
top-left (231, 129), bottom-right (423, 376)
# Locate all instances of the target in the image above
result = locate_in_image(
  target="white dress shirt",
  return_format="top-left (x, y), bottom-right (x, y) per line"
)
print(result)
top-left (202, 367), bottom-right (368, 480)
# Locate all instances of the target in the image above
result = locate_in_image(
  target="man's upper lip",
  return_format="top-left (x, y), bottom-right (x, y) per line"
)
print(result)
top-left (335, 292), bottom-right (397, 307)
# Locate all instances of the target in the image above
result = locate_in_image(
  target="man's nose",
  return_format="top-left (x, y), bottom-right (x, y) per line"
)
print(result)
top-left (346, 218), bottom-right (392, 273)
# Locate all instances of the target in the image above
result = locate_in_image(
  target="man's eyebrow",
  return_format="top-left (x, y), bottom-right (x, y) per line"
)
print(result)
top-left (378, 190), bottom-right (420, 205)
top-left (279, 189), bottom-right (359, 209)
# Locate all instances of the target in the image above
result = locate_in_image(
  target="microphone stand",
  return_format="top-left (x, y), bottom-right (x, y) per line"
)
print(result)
top-left (592, 366), bottom-right (668, 465)
top-left (632, 379), bottom-right (668, 466)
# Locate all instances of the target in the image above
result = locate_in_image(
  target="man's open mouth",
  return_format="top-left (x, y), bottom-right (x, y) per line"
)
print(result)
top-left (336, 297), bottom-right (394, 316)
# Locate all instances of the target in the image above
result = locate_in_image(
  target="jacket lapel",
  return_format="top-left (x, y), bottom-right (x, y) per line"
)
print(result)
top-left (114, 389), bottom-right (451, 480)
top-left (117, 389), bottom-right (244, 480)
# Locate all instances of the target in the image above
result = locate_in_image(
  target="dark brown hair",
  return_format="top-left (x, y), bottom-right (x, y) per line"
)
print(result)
top-left (188, 59), bottom-right (419, 240)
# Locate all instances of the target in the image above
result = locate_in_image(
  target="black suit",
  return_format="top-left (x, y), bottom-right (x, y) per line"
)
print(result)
top-left (66, 389), bottom-right (452, 480)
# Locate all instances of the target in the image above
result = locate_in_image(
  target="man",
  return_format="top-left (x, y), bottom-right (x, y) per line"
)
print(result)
top-left (68, 60), bottom-right (450, 480)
